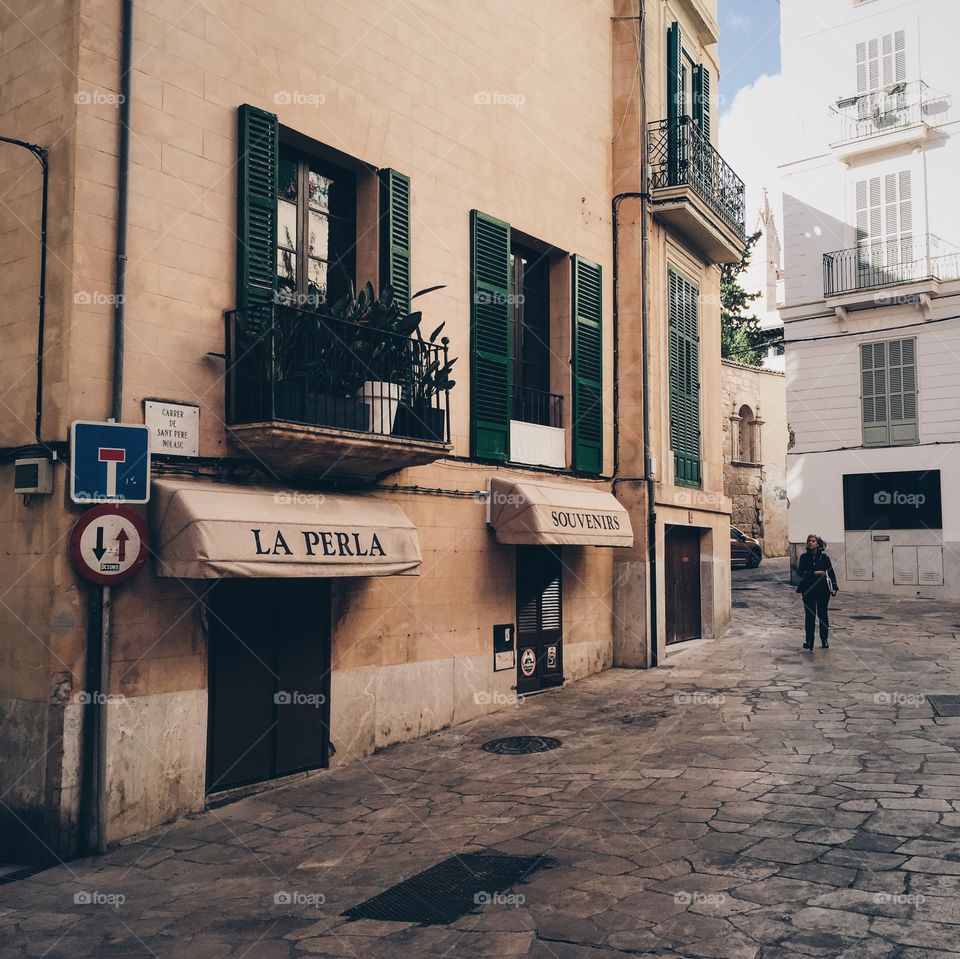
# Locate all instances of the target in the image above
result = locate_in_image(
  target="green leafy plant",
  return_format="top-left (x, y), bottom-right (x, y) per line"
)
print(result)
top-left (721, 229), bottom-right (767, 366)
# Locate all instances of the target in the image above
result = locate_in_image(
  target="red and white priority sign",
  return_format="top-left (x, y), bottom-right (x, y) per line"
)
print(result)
top-left (69, 505), bottom-right (149, 585)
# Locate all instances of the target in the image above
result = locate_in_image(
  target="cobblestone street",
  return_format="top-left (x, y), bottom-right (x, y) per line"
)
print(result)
top-left (4, 559), bottom-right (960, 958)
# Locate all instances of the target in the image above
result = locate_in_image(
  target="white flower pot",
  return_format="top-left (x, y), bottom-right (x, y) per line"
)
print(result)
top-left (356, 381), bottom-right (402, 434)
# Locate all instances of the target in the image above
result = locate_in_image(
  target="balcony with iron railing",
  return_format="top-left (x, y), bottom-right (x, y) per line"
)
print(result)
top-left (647, 116), bottom-right (747, 264)
top-left (830, 81), bottom-right (949, 159)
top-left (508, 384), bottom-right (565, 469)
top-left (823, 235), bottom-right (960, 306)
top-left (224, 302), bottom-right (452, 477)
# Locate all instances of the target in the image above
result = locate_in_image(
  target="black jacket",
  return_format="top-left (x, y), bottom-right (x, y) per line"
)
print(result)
top-left (796, 550), bottom-right (838, 596)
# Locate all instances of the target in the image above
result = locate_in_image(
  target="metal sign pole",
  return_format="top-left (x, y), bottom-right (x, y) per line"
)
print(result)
top-left (96, 584), bottom-right (111, 854)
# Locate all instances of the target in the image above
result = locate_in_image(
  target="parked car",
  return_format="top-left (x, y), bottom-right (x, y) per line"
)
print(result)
top-left (731, 526), bottom-right (763, 568)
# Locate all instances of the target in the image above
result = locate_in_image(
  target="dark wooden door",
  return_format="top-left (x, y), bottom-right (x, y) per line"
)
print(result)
top-left (207, 579), bottom-right (330, 792)
top-left (664, 525), bottom-right (702, 645)
top-left (516, 546), bottom-right (563, 694)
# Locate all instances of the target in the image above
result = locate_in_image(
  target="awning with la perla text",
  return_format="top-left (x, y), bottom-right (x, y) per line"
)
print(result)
top-left (151, 478), bottom-right (421, 578)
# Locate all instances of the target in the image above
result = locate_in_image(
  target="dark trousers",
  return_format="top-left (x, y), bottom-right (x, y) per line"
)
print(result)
top-left (802, 590), bottom-right (830, 644)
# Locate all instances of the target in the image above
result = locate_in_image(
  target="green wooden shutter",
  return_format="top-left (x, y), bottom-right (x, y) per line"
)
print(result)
top-left (693, 63), bottom-right (711, 142)
top-left (885, 338), bottom-right (919, 445)
top-left (668, 269), bottom-right (701, 486)
top-left (667, 21), bottom-right (684, 183)
top-left (572, 255), bottom-right (604, 474)
top-left (860, 341), bottom-right (889, 445)
top-left (379, 168), bottom-right (411, 314)
top-left (470, 210), bottom-right (511, 461)
top-left (237, 104), bottom-right (278, 308)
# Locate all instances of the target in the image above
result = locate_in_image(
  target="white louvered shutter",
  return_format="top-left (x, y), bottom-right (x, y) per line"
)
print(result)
top-left (861, 342), bottom-right (889, 446)
top-left (887, 338), bottom-right (918, 444)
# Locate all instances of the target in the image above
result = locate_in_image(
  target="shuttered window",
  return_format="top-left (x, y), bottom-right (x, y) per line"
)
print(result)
top-left (693, 63), bottom-right (711, 141)
top-left (666, 22), bottom-right (712, 184)
top-left (860, 338), bottom-right (918, 446)
top-left (572, 256), bottom-right (604, 474)
top-left (470, 211), bottom-right (512, 461)
top-left (668, 269), bottom-right (701, 486)
top-left (856, 171), bottom-right (913, 270)
top-left (857, 30), bottom-right (906, 94)
top-left (379, 169), bottom-right (411, 314)
top-left (237, 104), bottom-right (278, 307)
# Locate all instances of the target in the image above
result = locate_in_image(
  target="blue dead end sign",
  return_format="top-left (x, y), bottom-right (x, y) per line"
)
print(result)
top-left (70, 421), bottom-right (151, 504)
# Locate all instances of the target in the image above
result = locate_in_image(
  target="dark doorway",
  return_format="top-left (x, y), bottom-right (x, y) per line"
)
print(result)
top-left (516, 546), bottom-right (563, 694)
top-left (664, 525), bottom-right (702, 645)
top-left (206, 578), bottom-right (331, 793)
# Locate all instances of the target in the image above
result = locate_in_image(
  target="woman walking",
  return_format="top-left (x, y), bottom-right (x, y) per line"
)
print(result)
top-left (796, 534), bottom-right (838, 650)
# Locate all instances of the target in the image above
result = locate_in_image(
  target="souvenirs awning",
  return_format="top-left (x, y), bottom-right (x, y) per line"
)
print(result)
top-left (487, 476), bottom-right (634, 547)
top-left (151, 478), bottom-right (421, 578)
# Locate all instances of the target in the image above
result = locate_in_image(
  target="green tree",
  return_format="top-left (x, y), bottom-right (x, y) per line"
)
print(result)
top-left (721, 229), bottom-right (766, 366)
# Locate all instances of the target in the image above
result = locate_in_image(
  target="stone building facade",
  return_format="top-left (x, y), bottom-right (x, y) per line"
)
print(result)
top-left (721, 359), bottom-right (789, 556)
top-left (0, 0), bottom-right (740, 864)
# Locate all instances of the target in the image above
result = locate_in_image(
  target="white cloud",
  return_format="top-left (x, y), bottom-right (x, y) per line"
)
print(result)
top-left (728, 13), bottom-right (753, 32)
top-left (720, 71), bottom-right (789, 235)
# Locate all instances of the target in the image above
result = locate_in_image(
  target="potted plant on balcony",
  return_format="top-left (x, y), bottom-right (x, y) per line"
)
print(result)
top-left (393, 319), bottom-right (457, 442)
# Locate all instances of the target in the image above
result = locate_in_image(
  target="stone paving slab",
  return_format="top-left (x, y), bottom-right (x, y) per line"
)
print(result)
top-left (3, 558), bottom-right (960, 957)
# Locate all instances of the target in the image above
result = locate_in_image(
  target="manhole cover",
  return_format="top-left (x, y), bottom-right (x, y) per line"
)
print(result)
top-left (928, 696), bottom-right (960, 717)
top-left (850, 615), bottom-right (882, 620)
top-left (481, 736), bottom-right (561, 755)
top-left (342, 851), bottom-right (552, 924)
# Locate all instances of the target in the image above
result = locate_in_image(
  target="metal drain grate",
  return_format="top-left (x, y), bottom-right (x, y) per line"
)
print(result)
top-left (481, 736), bottom-right (561, 755)
top-left (928, 696), bottom-right (960, 718)
top-left (342, 851), bottom-right (552, 924)
top-left (850, 615), bottom-right (882, 621)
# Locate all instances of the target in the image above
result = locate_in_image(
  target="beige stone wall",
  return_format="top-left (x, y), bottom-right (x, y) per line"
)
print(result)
top-left (721, 360), bottom-right (789, 556)
top-left (0, 0), bottom-right (625, 853)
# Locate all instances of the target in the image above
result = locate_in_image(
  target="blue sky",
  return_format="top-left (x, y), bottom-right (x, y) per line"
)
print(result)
top-left (717, 0), bottom-right (781, 114)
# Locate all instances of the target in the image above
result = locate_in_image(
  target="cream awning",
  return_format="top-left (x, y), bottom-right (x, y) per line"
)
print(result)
top-left (151, 478), bottom-right (421, 578)
top-left (487, 476), bottom-right (634, 547)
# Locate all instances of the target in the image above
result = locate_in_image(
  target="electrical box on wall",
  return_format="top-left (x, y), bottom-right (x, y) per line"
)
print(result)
top-left (14, 458), bottom-right (53, 495)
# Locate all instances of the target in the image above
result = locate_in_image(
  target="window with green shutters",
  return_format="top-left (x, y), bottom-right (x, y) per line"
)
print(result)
top-left (666, 22), bottom-right (712, 184)
top-left (860, 338), bottom-right (918, 446)
top-left (668, 268), bottom-right (701, 487)
top-left (379, 169), bottom-right (411, 314)
top-left (237, 104), bottom-right (278, 308)
top-left (470, 210), bottom-right (512, 461)
top-left (572, 256), bottom-right (604, 474)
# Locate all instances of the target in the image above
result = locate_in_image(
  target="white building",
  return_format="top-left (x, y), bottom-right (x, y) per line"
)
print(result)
top-left (780, 0), bottom-right (960, 596)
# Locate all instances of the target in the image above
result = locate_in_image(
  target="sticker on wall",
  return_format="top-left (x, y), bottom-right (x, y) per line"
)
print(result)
top-left (545, 645), bottom-right (558, 670)
top-left (493, 623), bottom-right (515, 672)
top-left (520, 647), bottom-right (537, 678)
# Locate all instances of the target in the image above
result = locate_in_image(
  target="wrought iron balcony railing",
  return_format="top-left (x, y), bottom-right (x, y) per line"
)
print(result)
top-left (511, 384), bottom-right (563, 428)
top-left (225, 302), bottom-right (451, 443)
top-left (832, 80), bottom-right (947, 145)
top-left (647, 116), bottom-right (746, 242)
top-left (823, 235), bottom-right (960, 297)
